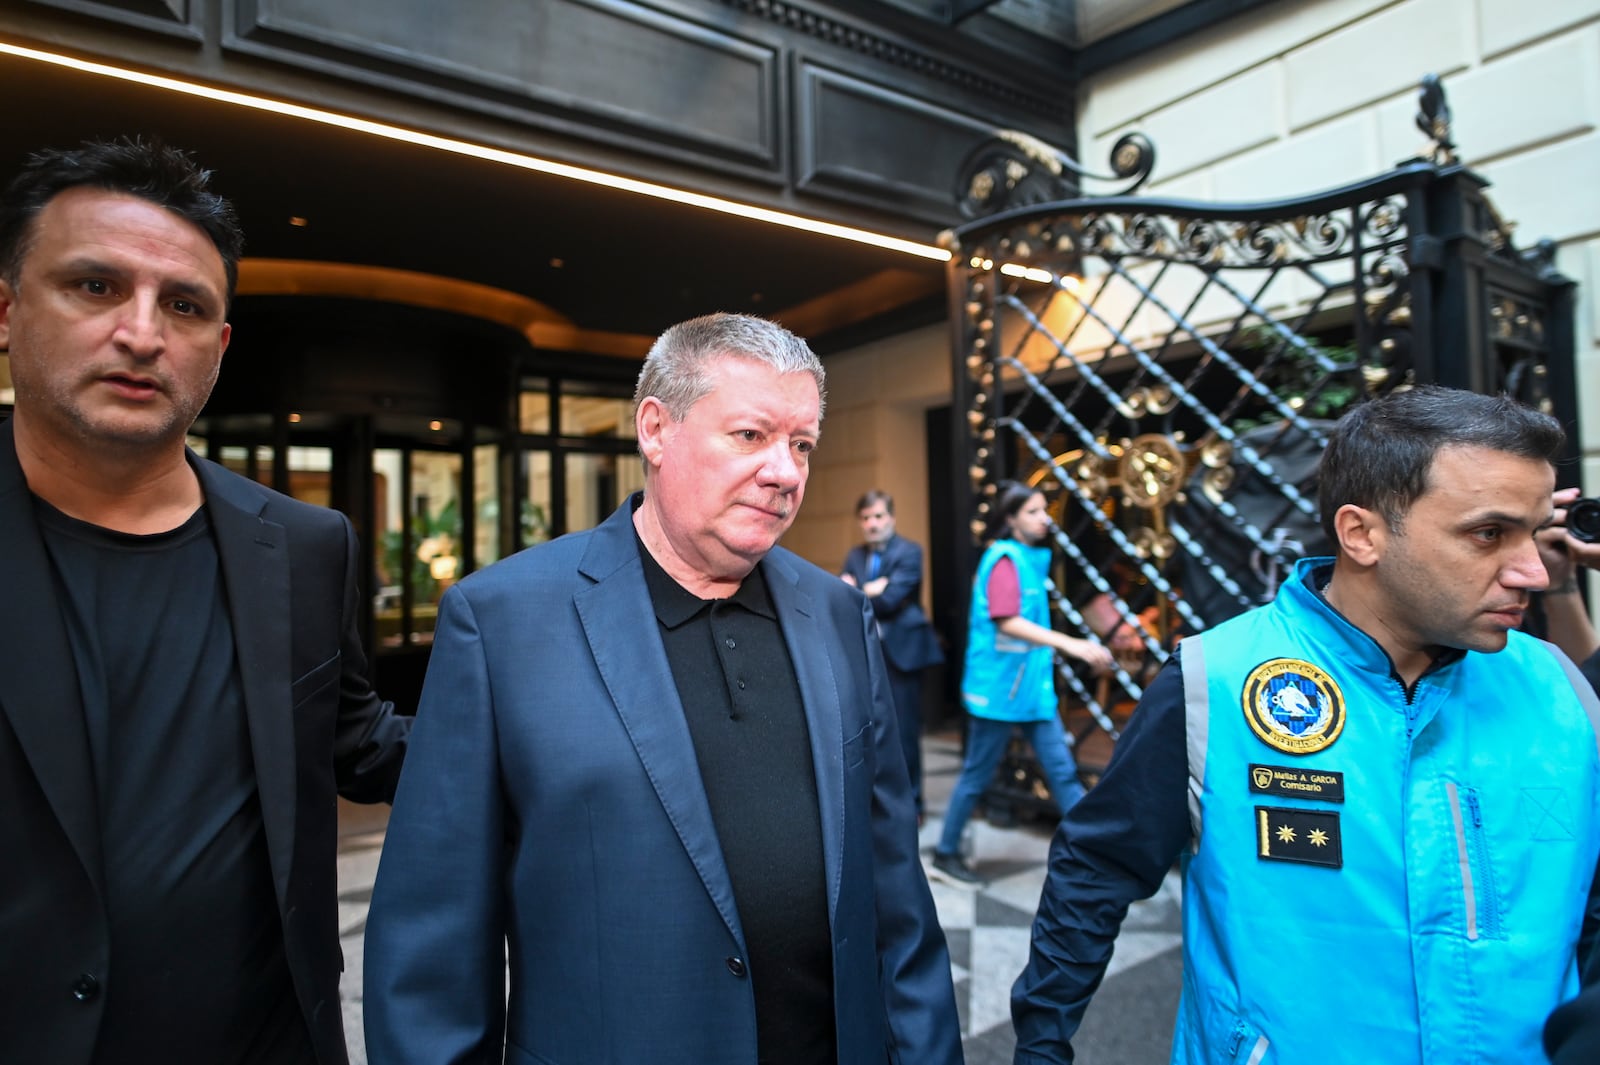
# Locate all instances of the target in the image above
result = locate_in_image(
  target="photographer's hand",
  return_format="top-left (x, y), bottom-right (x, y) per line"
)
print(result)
top-left (1540, 488), bottom-right (1600, 664)
top-left (1543, 488), bottom-right (1600, 579)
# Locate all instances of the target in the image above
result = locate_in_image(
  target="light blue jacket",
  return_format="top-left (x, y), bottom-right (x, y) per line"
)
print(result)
top-left (962, 539), bottom-right (1058, 722)
top-left (1176, 558), bottom-right (1600, 1063)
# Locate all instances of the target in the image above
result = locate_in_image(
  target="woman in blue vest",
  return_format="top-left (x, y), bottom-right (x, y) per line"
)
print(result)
top-left (931, 482), bottom-right (1112, 886)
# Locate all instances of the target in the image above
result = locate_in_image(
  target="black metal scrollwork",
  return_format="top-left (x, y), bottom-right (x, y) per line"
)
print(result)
top-left (955, 130), bottom-right (1156, 219)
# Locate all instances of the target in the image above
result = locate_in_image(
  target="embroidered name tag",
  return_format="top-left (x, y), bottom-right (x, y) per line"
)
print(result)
top-left (1248, 764), bottom-right (1345, 803)
top-left (1255, 805), bottom-right (1342, 869)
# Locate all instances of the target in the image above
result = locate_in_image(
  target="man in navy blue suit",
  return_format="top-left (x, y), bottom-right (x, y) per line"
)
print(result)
top-left (841, 490), bottom-right (944, 815)
top-left (365, 313), bottom-right (961, 1065)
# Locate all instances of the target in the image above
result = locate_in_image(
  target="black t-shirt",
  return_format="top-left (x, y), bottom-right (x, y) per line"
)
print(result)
top-left (36, 498), bottom-right (311, 1065)
top-left (636, 534), bottom-right (837, 1065)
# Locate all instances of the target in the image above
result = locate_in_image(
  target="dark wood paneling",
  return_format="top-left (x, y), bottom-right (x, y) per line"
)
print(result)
top-left (795, 62), bottom-right (995, 223)
top-left (23, 0), bottom-right (198, 40)
top-left (227, 0), bottom-right (780, 168)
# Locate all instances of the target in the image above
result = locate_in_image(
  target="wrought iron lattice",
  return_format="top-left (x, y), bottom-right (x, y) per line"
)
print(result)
top-left (944, 76), bottom-right (1577, 769)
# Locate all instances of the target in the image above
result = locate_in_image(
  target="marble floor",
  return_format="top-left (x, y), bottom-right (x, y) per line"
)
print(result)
top-left (334, 730), bottom-right (1182, 1064)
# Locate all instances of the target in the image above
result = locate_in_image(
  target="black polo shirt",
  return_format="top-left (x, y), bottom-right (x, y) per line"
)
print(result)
top-left (636, 533), bottom-right (837, 1065)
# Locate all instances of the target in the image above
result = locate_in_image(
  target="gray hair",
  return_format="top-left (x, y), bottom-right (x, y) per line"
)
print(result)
top-left (633, 313), bottom-right (827, 424)
top-left (1319, 384), bottom-right (1564, 542)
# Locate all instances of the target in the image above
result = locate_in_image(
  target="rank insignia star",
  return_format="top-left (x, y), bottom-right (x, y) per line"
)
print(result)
top-left (1255, 805), bottom-right (1342, 868)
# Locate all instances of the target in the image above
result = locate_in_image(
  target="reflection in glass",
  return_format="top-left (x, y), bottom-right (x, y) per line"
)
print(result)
top-left (286, 447), bottom-right (333, 507)
top-left (561, 391), bottom-right (635, 440)
top-left (474, 443), bottom-right (500, 568)
top-left (518, 378), bottom-right (551, 433)
top-left (372, 448), bottom-right (463, 648)
top-left (566, 452), bottom-right (645, 532)
top-left (521, 451), bottom-right (553, 547)
top-left (218, 446), bottom-right (275, 488)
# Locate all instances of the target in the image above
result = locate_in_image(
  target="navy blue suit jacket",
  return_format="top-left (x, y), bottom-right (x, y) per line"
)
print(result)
top-left (364, 497), bottom-right (961, 1065)
top-left (841, 535), bottom-right (943, 673)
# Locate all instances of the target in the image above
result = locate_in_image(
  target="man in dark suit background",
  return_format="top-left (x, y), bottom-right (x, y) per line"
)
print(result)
top-left (841, 489), bottom-right (944, 815)
top-left (364, 313), bottom-right (961, 1065)
top-left (0, 138), bottom-right (409, 1064)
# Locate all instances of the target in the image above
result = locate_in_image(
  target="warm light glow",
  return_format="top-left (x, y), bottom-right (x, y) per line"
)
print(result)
top-left (428, 420), bottom-right (443, 431)
top-left (998, 263), bottom-right (1057, 284)
top-left (0, 41), bottom-right (951, 263)
top-left (286, 412), bottom-right (302, 423)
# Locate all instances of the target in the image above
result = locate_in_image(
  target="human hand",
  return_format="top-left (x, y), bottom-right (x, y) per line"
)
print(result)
top-left (1107, 622), bottom-right (1146, 654)
top-left (1060, 636), bottom-right (1114, 675)
top-left (862, 576), bottom-right (889, 598)
top-left (1541, 488), bottom-right (1600, 590)
top-left (840, 572), bottom-right (858, 588)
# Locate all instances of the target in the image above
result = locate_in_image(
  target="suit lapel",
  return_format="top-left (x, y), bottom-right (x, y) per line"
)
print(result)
top-left (0, 421), bottom-right (104, 893)
top-left (198, 461), bottom-right (297, 903)
top-left (572, 502), bottom-right (746, 944)
top-left (763, 552), bottom-right (845, 917)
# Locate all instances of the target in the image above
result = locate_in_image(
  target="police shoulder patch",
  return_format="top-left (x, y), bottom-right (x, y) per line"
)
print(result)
top-left (1241, 658), bottom-right (1345, 756)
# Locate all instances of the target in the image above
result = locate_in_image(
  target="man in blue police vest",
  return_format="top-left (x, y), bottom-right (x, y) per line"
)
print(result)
top-left (1012, 386), bottom-right (1600, 1064)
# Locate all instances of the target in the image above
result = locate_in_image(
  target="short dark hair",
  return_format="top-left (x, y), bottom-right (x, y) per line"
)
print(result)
top-left (1319, 385), bottom-right (1565, 542)
top-left (987, 479), bottom-right (1043, 541)
top-left (0, 136), bottom-right (243, 304)
top-left (855, 489), bottom-right (893, 515)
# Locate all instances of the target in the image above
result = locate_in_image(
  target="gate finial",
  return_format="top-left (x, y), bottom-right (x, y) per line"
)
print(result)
top-left (1415, 74), bottom-right (1458, 166)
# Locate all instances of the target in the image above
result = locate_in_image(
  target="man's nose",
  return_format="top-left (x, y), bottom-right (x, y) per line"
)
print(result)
top-left (759, 442), bottom-right (802, 490)
top-left (1507, 537), bottom-right (1550, 591)
top-left (112, 292), bottom-right (166, 359)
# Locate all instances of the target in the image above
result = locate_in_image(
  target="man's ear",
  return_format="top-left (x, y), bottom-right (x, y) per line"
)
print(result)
top-left (1333, 503), bottom-right (1387, 567)
top-left (0, 278), bottom-right (14, 352)
top-left (635, 396), bottom-right (670, 470)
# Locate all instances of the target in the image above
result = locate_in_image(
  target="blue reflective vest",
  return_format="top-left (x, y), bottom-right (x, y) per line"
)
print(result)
top-left (1175, 558), bottom-right (1600, 1064)
top-left (961, 539), bottom-right (1057, 723)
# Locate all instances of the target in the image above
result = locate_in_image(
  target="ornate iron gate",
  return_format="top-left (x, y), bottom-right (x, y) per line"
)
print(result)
top-left (943, 78), bottom-right (1578, 809)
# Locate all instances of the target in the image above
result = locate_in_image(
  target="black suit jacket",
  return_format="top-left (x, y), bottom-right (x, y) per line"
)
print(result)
top-left (841, 534), bottom-right (943, 673)
top-left (1547, 862), bottom-right (1600, 1064)
top-left (0, 420), bottom-right (409, 1065)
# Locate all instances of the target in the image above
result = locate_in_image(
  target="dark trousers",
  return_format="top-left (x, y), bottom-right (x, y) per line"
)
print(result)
top-left (887, 659), bottom-right (924, 813)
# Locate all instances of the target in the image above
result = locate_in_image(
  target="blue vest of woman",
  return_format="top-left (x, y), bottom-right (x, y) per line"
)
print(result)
top-left (961, 539), bottom-right (1056, 723)
top-left (1174, 558), bottom-right (1600, 1064)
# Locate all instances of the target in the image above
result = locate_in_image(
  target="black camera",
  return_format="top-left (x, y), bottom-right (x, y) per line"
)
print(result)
top-left (1568, 498), bottom-right (1600, 544)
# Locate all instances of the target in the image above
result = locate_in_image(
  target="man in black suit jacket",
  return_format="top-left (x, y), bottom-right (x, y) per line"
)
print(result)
top-left (0, 138), bottom-right (408, 1064)
top-left (841, 490), bottom-right (943, 814)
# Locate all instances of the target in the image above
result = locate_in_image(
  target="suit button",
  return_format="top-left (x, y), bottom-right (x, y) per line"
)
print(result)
top-left (71, 974), bottom-right (100, 1002)
top-left (725, 956), bottom-right (747, 978)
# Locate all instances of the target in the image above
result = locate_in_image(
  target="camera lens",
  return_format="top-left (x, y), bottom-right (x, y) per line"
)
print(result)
top-left (1568, 498), bottom-right (1600, 544)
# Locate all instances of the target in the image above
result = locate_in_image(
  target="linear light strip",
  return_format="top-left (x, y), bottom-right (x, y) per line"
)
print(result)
top-left (0, 39), bottom-right (953, 262)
